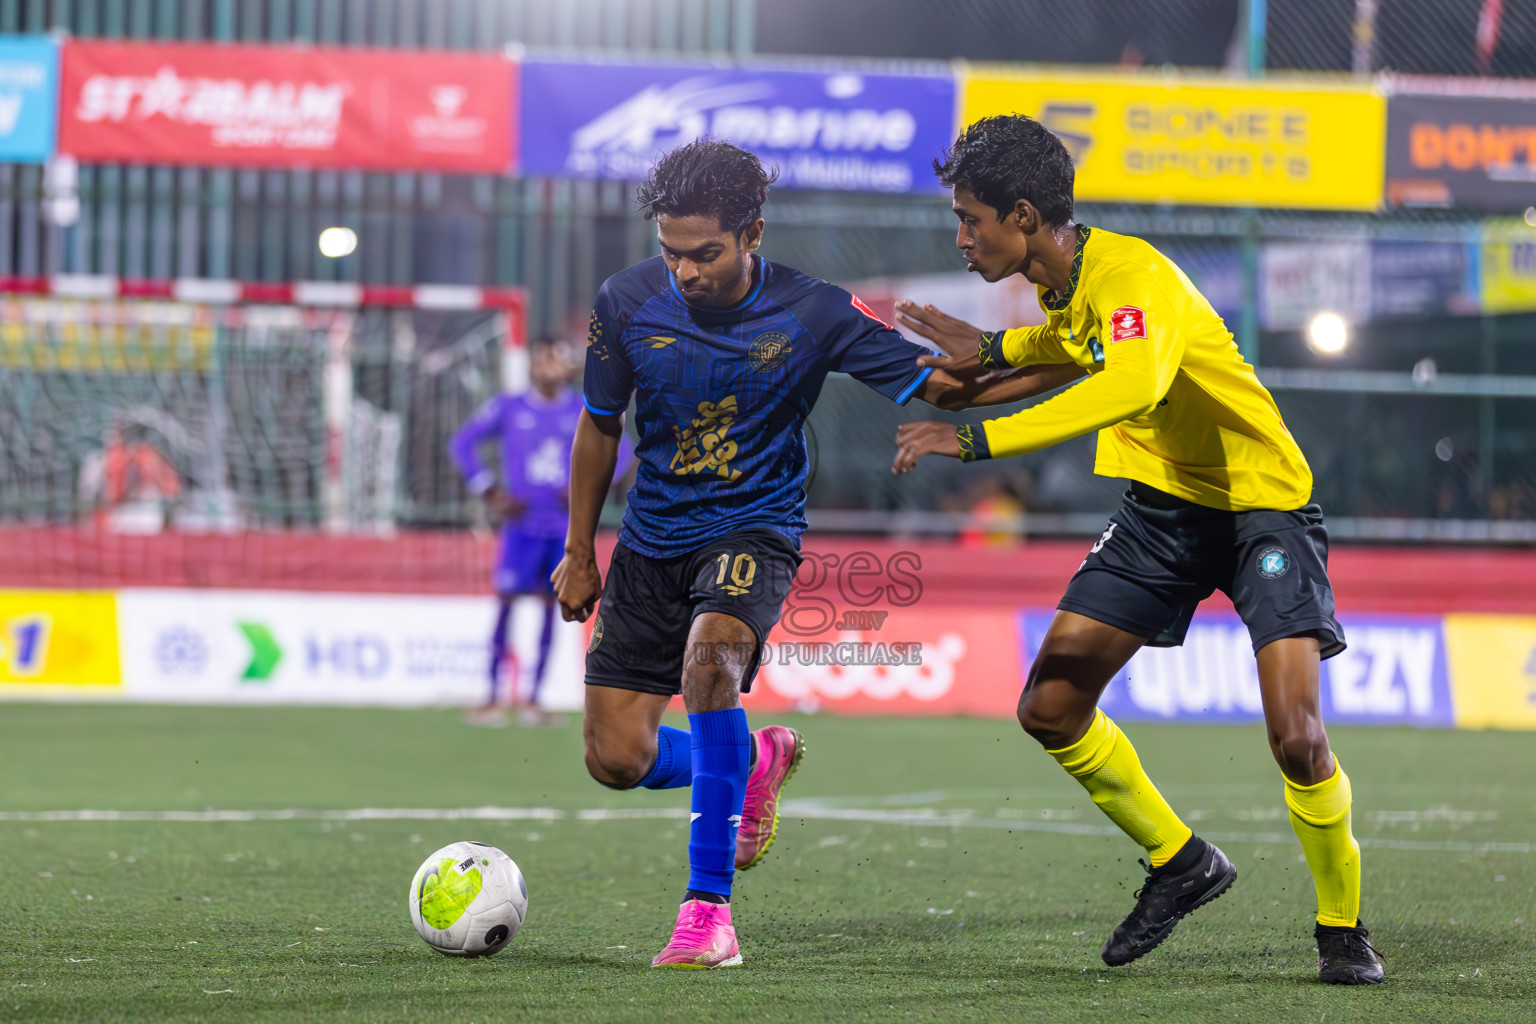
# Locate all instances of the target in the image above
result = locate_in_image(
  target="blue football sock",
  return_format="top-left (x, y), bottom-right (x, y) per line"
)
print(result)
top-left (686, 708), bottom-right (751, 896)
top-left (635, 725), bottom-right (693, 790)
top-left (528, 599), bottom-right (556, 703)
top-left (488, 599), bottom-right (512, 704)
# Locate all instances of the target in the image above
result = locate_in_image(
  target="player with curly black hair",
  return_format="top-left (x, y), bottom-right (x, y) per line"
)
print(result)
top-left (634, 137), bottom-right (777, 243)
top-left (552, 137), bottom-right (1079, 969)
top-left (893, 114), bottom-right (1383, 985)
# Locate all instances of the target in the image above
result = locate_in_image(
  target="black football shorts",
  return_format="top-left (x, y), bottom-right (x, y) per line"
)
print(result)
top-left (1058, 482), bottom-right (1346, 658)
top-left (585, 528), bottom-right (803, 696)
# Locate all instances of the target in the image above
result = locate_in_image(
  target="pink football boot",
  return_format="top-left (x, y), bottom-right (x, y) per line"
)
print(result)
top-left (650, 899), bottom-right (743, 969)
top-left (735, 725), bottom-right (805, 871)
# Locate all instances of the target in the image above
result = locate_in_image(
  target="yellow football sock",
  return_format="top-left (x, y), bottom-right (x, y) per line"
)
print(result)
top-left (1046, 709), bottom-right (1193, 868)
top-left (1284, 756), bottom-right (1361, 928)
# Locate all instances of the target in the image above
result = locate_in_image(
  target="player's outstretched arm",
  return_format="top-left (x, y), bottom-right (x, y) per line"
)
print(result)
top-left (894, 363), bottom-right (1164, 475)
top-left (897, 299), bottom-right (1083, 410)
top-left (896, 297), bottom-right (1181, 474)
top-left (553, 409), bottom-right (623, 623)
top-left (918, 361), bottom-right (1086, 410)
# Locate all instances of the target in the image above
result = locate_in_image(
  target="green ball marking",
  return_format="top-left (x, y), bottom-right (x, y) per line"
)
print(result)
top-left (417, 856), bottom-right (483, 930)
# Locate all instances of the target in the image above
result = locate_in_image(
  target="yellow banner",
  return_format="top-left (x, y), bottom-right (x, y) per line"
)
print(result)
top-left (960, 69), bottom-right (1385, 210)
top-left (0, 590), bottom-right (122, 687)
top-left (0, 299), bottom-right (217, 372)
top-left (1480, 218), bottom-right (1536, 315)
top-left (1443, 614), bottom-right (1536, 730)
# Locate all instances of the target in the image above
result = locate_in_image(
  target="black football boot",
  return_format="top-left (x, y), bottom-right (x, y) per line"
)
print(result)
top-left (1101, 836), bottom-right (1237, 967)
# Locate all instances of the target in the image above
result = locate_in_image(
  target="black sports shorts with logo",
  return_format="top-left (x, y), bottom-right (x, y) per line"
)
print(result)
top-left (1060, 481), bottom-right (1346, 658)
top-left (585, 528), bottom-right (803, 696)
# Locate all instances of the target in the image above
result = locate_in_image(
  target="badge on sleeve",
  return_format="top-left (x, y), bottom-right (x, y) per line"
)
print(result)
top-left (851, 294), bottom-right (892, 329)
top-left (1109, 306), bottom-right (1147, 343)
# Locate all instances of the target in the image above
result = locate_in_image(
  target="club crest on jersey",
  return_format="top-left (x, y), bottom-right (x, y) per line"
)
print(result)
top-left (1257, 546), bottom-right (1290, 579)
top-left (748, 331), bottom-right (792, 372)
top-left (587, 613), bottom-right (604, 653)
top-left (1109, 306), bottom-right (1146, 343)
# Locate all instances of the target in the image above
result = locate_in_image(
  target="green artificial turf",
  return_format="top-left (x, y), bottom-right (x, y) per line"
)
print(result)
top-left (0, 705), bottom-right (1531, 1022)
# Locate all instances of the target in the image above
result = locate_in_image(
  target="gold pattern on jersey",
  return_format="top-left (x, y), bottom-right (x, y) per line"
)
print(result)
top-left (587, 308), bottom-right (610, 361)
top-left (670, 396), bottom-right (744, 482)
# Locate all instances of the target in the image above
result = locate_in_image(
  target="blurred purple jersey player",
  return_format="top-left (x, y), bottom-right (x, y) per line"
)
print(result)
top-left (450, 338), bottom-right (628, 720)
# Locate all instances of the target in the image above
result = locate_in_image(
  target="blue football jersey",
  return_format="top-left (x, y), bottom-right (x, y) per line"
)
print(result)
top-left (584, 254), bottom-right (933, 557)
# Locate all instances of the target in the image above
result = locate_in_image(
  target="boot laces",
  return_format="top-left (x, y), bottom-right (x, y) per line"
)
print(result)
top-left (1131, 858), bottom-right (1157, 900)
top-left (1345, 928), bottom-right (1383, 963)
top-left (1324, 925), bottom-right (1384, 964)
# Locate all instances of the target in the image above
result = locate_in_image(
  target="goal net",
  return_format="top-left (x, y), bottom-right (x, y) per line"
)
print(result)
top-left (0, 290), bottom-right (520, 590)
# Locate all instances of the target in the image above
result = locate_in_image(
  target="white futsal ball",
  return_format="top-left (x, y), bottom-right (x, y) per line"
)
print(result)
top-left (408, 841), bottom-right (528, 957)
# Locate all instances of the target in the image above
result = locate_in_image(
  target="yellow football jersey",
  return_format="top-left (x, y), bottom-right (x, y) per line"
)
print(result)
top-left (960, 225), bottom-right (1312, 512)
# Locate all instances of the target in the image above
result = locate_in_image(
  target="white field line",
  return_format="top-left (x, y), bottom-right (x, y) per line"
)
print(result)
top-left (0, 804), bottom-right (1528, 855)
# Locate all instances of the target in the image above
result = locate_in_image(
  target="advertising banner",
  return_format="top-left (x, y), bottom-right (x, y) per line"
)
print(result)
top-left (519, 59), bottom-right (955, 192)
top-left (115, 589), bottom-right (584, 709)
top-left (57, 41), bottom-right (514, 172)
top-left (1480, 216), bottom-right (1536, 314)
top-left (1259, 240), bottom-right (1373, 330)
top-left (0, 590), bottom-right (120, 688)
top-left (1, 578), bottom-right (1533, 728)
top-left (1370, 240), bottom-right (1480, 319)
top-left (961, 70), bottom-right (1385, 210)
top-left (1019, 611), bottom-right (1455, 728)
top-left (1442, 614), bottom-right (1536, 730)
top-left (747, 606), bottom-right (1024, 716)
top-left (1386, 92), bottom-right (1536, 211)
top-left (0, 36), bottom-right (59, 163)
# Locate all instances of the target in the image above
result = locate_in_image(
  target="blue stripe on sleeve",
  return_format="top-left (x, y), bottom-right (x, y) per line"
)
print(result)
top-left (583, 396), bottom-right (625, 418)
top-left (895, 366), bottom-right (934, 406)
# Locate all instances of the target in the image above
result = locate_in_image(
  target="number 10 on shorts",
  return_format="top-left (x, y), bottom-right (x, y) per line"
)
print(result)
top-left (715, 553), bottom-right (757, 596)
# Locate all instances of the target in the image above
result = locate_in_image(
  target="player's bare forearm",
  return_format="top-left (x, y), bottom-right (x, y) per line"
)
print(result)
top-left (555, 409), bottom-right (622, 622)
top-left (913, 367), bottom-right (965, 408)
top-left (920, 361), bottom-right (1085, 410)
top-left (565, 409), bottom-right (622, 552)
top-left (897, 296), bottom-right (1082, 411)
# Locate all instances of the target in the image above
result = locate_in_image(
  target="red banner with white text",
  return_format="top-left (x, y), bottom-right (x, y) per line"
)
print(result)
top-left (744, 606), bottom-right (1025, 718)
top-left (58, 41), bottom-right (514, 172)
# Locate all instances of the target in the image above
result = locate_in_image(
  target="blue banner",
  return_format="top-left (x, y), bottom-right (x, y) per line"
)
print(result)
top-left (1157, 240), bottom-right (1243, 324)
top-left (519, 59), bottom-right (955, 193)
top-left (1371, 240), bottom-right (1479, 320)
top-left (0, 36), bottom-right (58, 163)
top-left (1018, 610), bottom-right (1455, 728)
